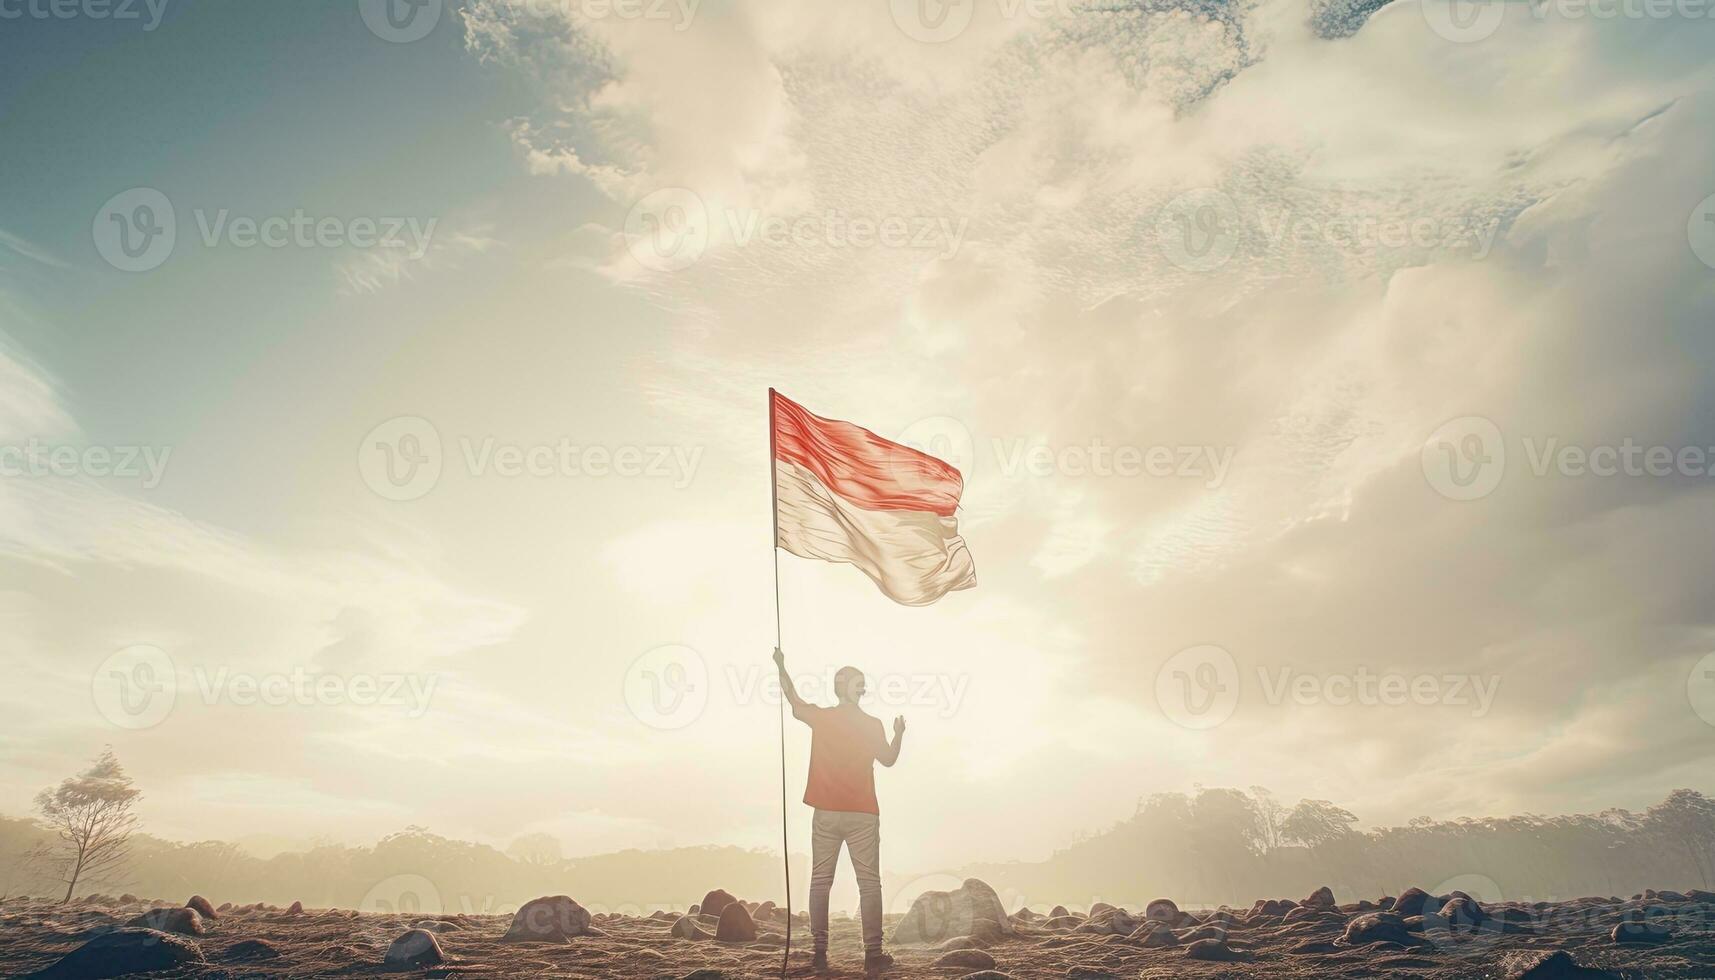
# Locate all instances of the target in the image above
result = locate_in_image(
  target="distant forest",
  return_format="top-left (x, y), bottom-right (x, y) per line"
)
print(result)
top-left (3, 787), bottom-right (1711, 913)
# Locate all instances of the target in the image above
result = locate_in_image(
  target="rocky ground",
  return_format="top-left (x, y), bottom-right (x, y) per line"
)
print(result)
top-left (3, 881), bottom-right (1713, 979)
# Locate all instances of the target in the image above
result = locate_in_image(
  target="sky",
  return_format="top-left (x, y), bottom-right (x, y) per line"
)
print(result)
top-left (1, 0), bottom-right (1715, 880)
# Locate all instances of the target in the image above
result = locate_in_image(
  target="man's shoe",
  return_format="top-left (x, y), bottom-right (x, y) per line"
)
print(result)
top-left (863, 950), bottom-right (894, 974)
top-left (809, 950), bottom-right (828, 973)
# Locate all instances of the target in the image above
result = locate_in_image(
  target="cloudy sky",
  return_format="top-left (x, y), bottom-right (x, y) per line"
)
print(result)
top-left (1, 0), bottom-right (1714, 876)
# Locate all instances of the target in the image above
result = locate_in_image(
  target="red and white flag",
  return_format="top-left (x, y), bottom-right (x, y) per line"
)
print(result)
top-left (771, 390), bottom-right (976, 606)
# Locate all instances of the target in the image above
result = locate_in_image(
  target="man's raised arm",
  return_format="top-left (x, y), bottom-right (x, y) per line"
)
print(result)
top-left (878, 715), bottom-right (905, 767)
top-left (773, 647), bottom-right (810, 719)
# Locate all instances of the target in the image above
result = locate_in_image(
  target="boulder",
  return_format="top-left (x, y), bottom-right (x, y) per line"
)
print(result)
top-left (223, 938), bottom-right (282, 961)
top-left (502, 895), bottom-right (592, 942)
top-left (1127, 921), bottom-right (1180, 948)
top-left (1340, 912), bottom-right (1414, 947)
top-left (933, 949), bottom-right (996, 969)
top-left (715, 903), bottom-right (757, 942)
top-left (1393, 888), bottom-right (1432, 918)
top-left (185, 895), bottom-right (218, 919)
top-left (216, 902), bottom-right (232, 913)
top-left (1044, 914), bottom-right (1082, 931)
top-left (127, 907), bottom-right (205, 936)
top-left (1184, 938), bottom-right (1247, 961)
top-left (1144, 898), bottom-right (1178, 922)
top-left (1498, 950), bottom-right (1621, 979)
top-left (1302, 886), bottom-right (1336, 909)
top-left (39, 928), bottom-right (205, 978)
top-left (1088, 902), bottom-right (1116, 917)
top-left (286, 901), bottom-right (304, 915)
top-left (1611, 920), bottom-right (1673, 945)
top-left (670, 915), bottom-right (711, 940)
top-left (1075, 906), bottom-right (1139, 936)
top-left (1178, 924), bottom-right (1228, 943)
top-left (384, 928), bottom-right (445, 967)
top-left (1440, 896), bottom-right (1488, 932)
top-left (1049, 904), bottom-right (1070, 918)
top-left (891, 878), bottom-right (1011, 945)
top-left (698, 889), bottom-right (740, 920)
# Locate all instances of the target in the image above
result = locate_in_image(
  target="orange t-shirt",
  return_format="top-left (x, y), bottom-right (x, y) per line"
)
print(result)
top-left (795, 703), bottom-right (887, 814)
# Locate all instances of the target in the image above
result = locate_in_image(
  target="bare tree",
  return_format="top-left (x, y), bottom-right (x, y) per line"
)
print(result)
top-left (506, 832), bottom-right (564, 868)
top-left (34, 747), bottom-right (141, 903)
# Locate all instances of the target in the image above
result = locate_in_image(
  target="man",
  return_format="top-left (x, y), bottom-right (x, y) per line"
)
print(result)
top-left (773, 647), bottom-right (905, 974)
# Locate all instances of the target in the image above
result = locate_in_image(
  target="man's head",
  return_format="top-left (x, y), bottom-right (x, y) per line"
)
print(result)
top-left (834, 666), bottom-right (866, 705)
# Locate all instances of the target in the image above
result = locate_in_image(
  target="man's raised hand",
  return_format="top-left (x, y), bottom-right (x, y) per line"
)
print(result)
top-left (772, 647), bottom-right (785, 668)
top-left (893, 715), bottom-right (906, 736)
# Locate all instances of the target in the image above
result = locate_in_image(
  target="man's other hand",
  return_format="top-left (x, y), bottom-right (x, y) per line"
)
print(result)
top-left (772, 647), bottom-right (785, 668)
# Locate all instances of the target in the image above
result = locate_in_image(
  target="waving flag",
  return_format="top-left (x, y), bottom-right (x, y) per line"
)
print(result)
top-left (770, 389), bottom-right (976, 606)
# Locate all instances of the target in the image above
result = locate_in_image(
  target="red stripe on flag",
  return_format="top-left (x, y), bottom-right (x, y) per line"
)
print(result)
top-left (771, 390), bottom-right (963, 517)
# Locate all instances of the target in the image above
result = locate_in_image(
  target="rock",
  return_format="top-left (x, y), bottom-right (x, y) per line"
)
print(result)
top-left (1440, 895), bottom-right (1488, 932)
top-left (1178, 924), bottom-right (1228, 943)
top-left (384, 928), bottom-right (444, 967)
top-left (1497, 950), bottom-right (1621, 979)
top-left (39, 928), bottom-right (206, 978)
top-left (185, 895), bottom-right (218, 919)
top-left (126, 907), bottom-right (204, 936)
top-left (502, 895), bottom-right (592, 942)
top-left (698, 889), bottom-right (740, 920)
top-left (1184, 938), bottom-right (1247, 961)
top-left (715, 902), bottom-right (756, 942)
top-left (1088, 902), bottom-right (1116, 916)
top-left (1302, 886), bottom-right (1336, 909)
top-left (1125, 920), bottom-right (1179, 947)
top-left (118, 894), bottom-right (138, 904)
top-left (412, 919), bottom-right (462, 932)
top-left (1066, 969), bottom-right (1118, 980)
top-left (1144, 898), bottom-right (1178, 922)
top-left (670, 915), bottom-right (711, 940)
top-left (934, 949), bottom-right (996, 969)
top-left (1044, 914), bottom-right (1082, 931)
top-left (1393, 888), bottom-right (1432, 918)
top-left (286, 901), bottom-right (304, 914)
top-left (1341, 912), bottom-right (1415, 947)
top-left (1075, 906), bottom-right (1139, 935)
top-left (216, 902), bottom-right (231, 913)
top-left (891, 878), bottom-right (1012, 945)
top-left (754, 901), bottom-right (777, 920)
top-left (1377, 895), bottom-right (1396, 911)
top-left (1049, 904), bottom-right (1070, 918)
top-left (223, 938), bottom-right (282, 960)
top-left (1611, 920), bottom-right (1673, 945)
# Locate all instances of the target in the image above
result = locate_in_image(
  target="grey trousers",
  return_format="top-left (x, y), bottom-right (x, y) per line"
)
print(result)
top-left (808, 808), bottom-right (883, 953)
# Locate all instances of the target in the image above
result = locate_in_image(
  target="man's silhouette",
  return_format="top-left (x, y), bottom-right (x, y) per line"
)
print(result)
top-left (773, 648), bottom-right (904, 974)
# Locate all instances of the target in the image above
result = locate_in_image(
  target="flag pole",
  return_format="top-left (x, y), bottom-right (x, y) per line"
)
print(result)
top-left (769, 387), bottom-right (791, 977)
